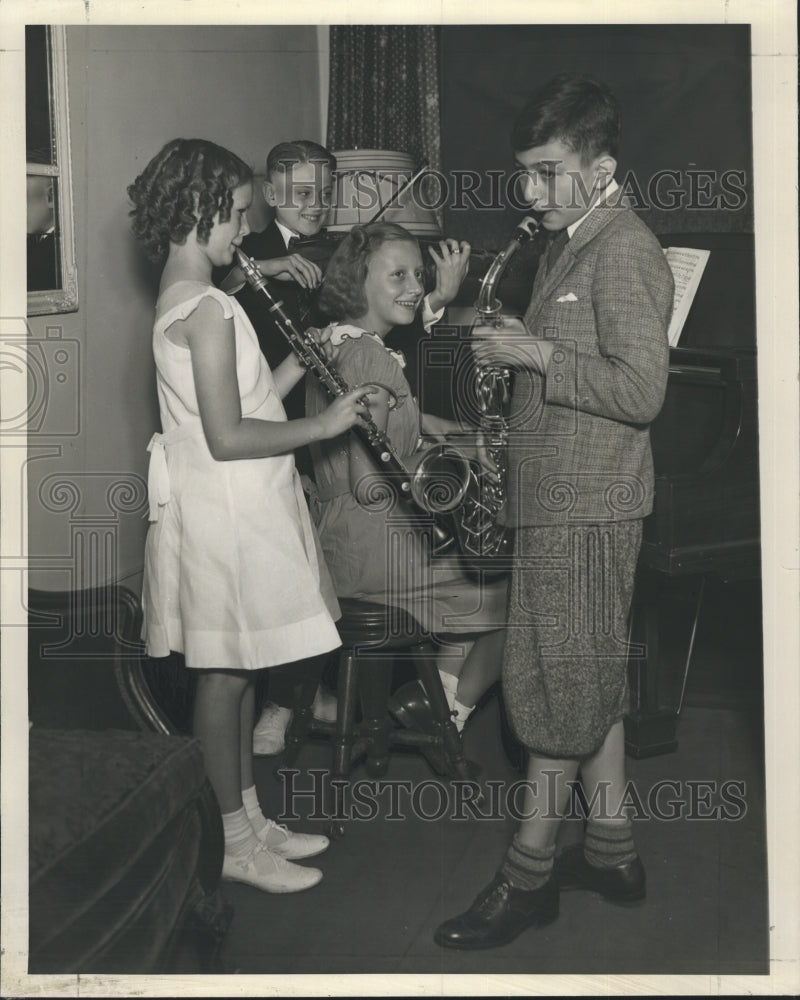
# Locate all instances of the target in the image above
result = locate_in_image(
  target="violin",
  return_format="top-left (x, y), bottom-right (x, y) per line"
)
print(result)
top-left (288, 231), bottom-right (543, 314)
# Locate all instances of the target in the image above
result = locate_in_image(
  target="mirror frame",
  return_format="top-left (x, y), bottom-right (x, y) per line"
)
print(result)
top-left (27, 25), bottom-right (78, 316)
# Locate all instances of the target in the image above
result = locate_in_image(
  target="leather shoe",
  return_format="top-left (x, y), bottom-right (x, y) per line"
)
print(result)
top-left (554, 843), bottom-right (646, 903)
top-left (434, 874), bottom-right (558, 950)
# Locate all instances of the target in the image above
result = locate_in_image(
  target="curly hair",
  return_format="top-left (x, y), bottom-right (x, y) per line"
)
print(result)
top-left (128, 139), bottom-right (253, 263)
top-left (318, 222), bottom-right (419, 321)
top-left (511, 73), bottom-right (620, 164)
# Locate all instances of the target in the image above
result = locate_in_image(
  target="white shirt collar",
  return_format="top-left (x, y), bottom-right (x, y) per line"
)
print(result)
top-left (567, 178), bottom-right (620, 239)
top-left (275, 219), bottom-right (298, 248)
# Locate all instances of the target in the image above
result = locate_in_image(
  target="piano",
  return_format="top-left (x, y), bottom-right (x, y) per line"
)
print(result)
top-left (625, 231), bottom-right (759, 756)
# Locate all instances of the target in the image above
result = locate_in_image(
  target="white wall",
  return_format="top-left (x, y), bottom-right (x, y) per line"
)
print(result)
top-left (26, 25), bottom-right (325, 593)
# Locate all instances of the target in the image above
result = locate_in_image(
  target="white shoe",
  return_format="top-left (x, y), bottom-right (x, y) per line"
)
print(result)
top-left (253, 702), bottom-right (292, 756)
top-left (255, 819), bottom-right (330, 860)
top-left (311, 685), bottom-right (338, 724)
top-left (222, 842), bottom-right (322, 893)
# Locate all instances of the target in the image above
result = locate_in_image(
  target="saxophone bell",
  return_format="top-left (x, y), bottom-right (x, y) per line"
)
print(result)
top-left (406, 444), bottom-right (473, 515)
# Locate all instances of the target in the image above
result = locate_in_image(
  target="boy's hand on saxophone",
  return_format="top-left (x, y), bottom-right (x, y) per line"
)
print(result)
top-left (472, 318), bottom-right (554, 374)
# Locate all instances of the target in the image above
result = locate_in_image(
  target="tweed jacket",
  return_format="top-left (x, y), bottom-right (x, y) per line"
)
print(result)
top-left (505, 199), bottom-right (674, 527)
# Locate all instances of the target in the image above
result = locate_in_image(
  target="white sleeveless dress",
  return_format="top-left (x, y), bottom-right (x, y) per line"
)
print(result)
top-left (142, 281), bottom-right (341, 670)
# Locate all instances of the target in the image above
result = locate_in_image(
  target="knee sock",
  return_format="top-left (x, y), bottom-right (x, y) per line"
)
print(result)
top-left (501, 836), bottom-right (555, 891)
top-left (222, 805), bottom-right (259, 860)
top-left (583, 818), bottom-right (637, 869)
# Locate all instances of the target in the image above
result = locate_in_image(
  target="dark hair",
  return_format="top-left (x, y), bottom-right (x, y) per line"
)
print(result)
top-left (128, 139), bottom-right (253, 262)
top-left (511, 74), bottom-right (620, 162)
top-left (266, 139), bottom-right (337, 179)
top-left (318, 222), bottom-right (419, 321)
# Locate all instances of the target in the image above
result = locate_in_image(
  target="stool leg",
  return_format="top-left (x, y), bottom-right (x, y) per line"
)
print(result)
top-left (413, 646), bottom-right (474, 783)
top-left (277, 706), bottom-right (311, 773)
top-left (327, 651), bottom-right (359, 838)
top-left (358, 655), bottom-right (394, 779)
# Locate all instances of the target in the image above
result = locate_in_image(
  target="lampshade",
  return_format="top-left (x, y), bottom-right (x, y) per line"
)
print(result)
top-left (327, 149), bottom-right (442, 237)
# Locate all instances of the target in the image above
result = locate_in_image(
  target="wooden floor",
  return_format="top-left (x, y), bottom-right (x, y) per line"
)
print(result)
top-left (168, 577), bottom-right (769, 980)
top-left (203, 698), bottom-right (767, 978)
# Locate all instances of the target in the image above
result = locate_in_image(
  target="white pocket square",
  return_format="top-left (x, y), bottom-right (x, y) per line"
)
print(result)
top-left (556, 292), bottom-right (578, 302)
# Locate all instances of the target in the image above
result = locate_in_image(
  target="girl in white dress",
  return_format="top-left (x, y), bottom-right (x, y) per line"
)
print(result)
top-left (129, 139), bottom-right (371, 893)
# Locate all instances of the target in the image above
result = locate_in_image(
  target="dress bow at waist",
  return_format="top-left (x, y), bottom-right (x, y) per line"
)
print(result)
top-left (146, 423), bottom-right (204, 522)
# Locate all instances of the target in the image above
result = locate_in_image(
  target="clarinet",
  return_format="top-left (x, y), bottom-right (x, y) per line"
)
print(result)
top-left (234, 249), bottom-right (458, 552)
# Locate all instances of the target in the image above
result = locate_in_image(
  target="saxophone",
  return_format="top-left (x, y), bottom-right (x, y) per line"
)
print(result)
top-left (234, 249), bottom-right (468, 553)
top-left (416, 216), bottom-right (541, 563)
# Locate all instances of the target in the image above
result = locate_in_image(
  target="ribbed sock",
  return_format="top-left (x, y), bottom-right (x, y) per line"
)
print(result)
top-left (583, 818), bottom-right (637, 869)
top-left (500, 836), bottom-right (555, 891)
top-left (222, 805), bottom-right (259, 860)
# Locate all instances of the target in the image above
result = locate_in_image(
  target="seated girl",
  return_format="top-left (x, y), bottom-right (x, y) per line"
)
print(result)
top-left (306, 221), bottom-right (509, 732)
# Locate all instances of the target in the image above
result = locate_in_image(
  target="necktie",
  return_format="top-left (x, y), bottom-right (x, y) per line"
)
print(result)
top-left (548, 229), bottom-right (569, 268)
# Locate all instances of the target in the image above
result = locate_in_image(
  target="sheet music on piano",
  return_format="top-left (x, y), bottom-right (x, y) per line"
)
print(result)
top-left (663, 246), bottom-right (711, 347)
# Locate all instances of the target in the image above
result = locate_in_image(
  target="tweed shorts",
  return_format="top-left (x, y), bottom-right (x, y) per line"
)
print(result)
top-left (502, 520), bottom-right (642, 759)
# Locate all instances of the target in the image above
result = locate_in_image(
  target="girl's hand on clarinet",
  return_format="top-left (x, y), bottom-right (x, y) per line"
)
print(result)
top-left (260, 254), bottom-right (323, 289)
top-left (307, 325), bottom-right (339, 363)
top-left (317, 387), bottom-right (377, 439)
top-left (428, 239), bottom-right (471, 313)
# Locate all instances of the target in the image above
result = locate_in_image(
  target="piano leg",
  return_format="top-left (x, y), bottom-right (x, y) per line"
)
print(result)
top-left (624, 568), bottom-right (706, 757)
top-left (676, 576), bottom-right (706, 713)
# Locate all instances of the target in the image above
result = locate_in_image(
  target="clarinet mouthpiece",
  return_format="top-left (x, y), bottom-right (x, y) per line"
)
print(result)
top-left (235, 248), bottom-right (268, 291)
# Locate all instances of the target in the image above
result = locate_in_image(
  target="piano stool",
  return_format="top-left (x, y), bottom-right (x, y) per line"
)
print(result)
top-left (277, 598), bottom-right (477, 838)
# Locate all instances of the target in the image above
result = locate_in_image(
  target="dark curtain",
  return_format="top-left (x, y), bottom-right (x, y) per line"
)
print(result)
top-left (327, 25), bottom-right (441, 176)
top-left (439, 25), bottom-right (753, 246)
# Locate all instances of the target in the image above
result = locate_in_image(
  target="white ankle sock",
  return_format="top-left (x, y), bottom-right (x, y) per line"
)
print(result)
top-left (222, 805), bottom-right (259, 860)
top-left (451, 697), bottom-right (474, 732)
top-left (242, 784), bottom-right (289, 849)
top-left (241, 785), bottom-right (269, 836)
top-left (437, 670), bottom-right (475, 731)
